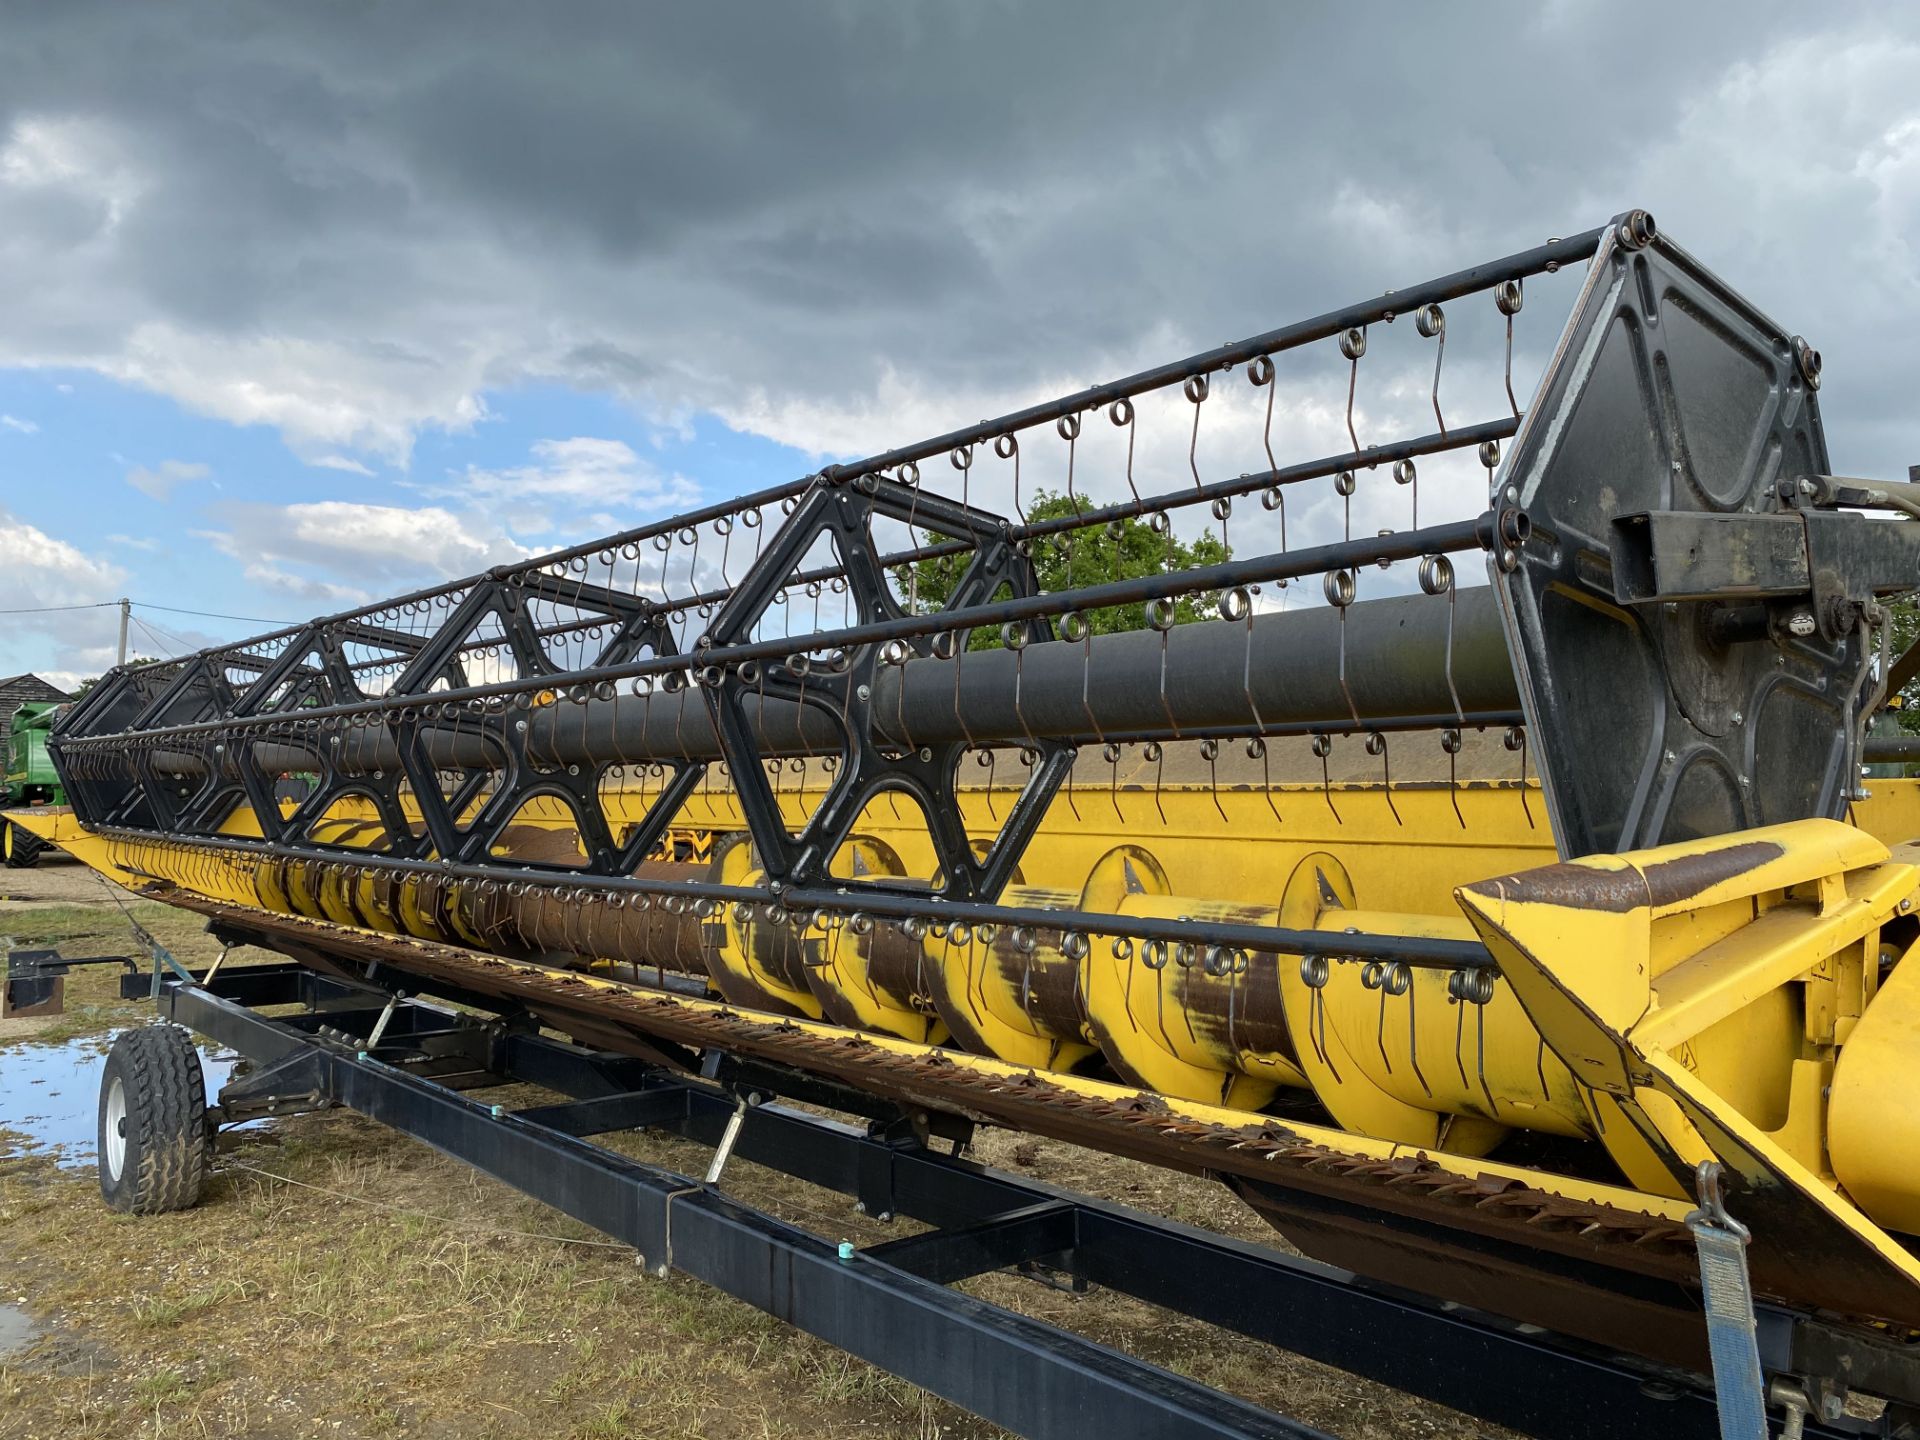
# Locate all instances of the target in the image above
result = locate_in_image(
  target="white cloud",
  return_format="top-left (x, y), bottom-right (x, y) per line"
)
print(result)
top-left (189, 441), bottom-right (692, 639)
top-left (125, 457), bottom-right (210, 501)
top-left (226, 559), bottom-right (373, 609)
top-left (100, 326), bottom-right (492, 467)
top-left (0, 6), bottom-right (1911, 491)
top-left (0, 115), bottom-right (144, 227)
top-left (0, 414), bottom-right (38, 434)
top-left (715, 366), bottom-right (1013, 464)
top-left (438, 436), bottom-right (700, 534)
top-left (104, 532), bottom-right (161, 551)
top-left (0, 506), bottom-right (128, 678)
top-left (309, 454), bottom-right (376, 476)
top-left (1573, 30), bottom-right (1920, 472)
top-left (200, 500), bottom-right (530, 595)
top-left (0, 508), bottom-right (124, 599)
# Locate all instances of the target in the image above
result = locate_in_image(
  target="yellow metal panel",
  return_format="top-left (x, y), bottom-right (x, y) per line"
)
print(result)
top-left (1831, 941), bottom-right (1920, 1233)
top-left (1459, 821), bottom-right (1920, 1252)
top-left (1636, 860), bottom-right (1910, 1050)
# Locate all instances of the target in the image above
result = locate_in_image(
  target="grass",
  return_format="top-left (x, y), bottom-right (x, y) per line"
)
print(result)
top-left (129, 1368), bottom-right (193, 1407)
top-left (1, 898), bottom-right (221, 961)
top-left (573, 1398), bottom-right (637, 1438)
top-left (1, 896), bottom-right (247, 1051)
top-left (0, 1107), bottom-right (1000, 1440)
top-left (1, 902), bottom-right (124, 946)
top-left (129, 1278), bottom-right (253, 1330)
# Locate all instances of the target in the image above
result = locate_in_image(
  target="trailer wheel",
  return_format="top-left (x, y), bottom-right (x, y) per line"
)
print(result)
top-left (1, 820), bottom-right (40, 868)
top-left (98, 1026), bottom-right (211, 1214)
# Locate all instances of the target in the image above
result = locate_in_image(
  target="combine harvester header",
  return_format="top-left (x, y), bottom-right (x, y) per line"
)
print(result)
top-left (18, 210), bottom-right (1920, 1438)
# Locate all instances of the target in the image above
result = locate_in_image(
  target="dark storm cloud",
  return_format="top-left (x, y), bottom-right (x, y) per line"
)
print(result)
top-left (0, 0), bottom-right (1913, 472)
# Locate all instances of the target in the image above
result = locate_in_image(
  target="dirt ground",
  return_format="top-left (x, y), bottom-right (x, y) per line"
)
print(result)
top-left (1, 854), bottom-right (1513, 1440)
top-left (0, 859), bottom-right (138, 911)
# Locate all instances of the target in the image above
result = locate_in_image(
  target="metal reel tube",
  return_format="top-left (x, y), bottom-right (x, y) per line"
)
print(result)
top-left (138, 588), bottom-right (1522, 781)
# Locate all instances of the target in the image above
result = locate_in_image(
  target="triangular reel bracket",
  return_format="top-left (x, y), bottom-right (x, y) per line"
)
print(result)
top-left (700, 471), bottom-right (1072, 899)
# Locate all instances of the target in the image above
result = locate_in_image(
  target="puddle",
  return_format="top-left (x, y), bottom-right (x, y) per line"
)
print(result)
top-left (0, 1034), bottom-right (244, 1171)
top-left (0, 1303), bottom-right (37, 1359)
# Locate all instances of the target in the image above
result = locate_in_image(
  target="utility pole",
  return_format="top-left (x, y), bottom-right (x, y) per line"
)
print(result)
top-left (117, 598), bottom-right (130, 666)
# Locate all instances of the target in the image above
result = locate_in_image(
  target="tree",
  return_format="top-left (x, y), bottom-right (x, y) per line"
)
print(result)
top-left (1889, 598), bottom-right (1920, 735)
top-left (892, 489), bottom-right (1228, 648)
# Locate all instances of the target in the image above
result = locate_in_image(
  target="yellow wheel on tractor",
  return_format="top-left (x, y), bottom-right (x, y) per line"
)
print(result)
top-left (2, 819), bottom-right (41, 869)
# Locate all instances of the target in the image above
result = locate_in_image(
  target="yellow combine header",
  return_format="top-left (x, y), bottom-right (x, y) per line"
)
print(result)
top-left (18, 210), bottom-right (1920, 1435)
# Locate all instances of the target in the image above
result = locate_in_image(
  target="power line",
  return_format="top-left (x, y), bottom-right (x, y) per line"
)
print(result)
top-left (0, 598), bottom-right (294, 625)
top-left (134, 600), bottom-right (295, 626)
top-left (137, 613), bottom-right (194, 646)
top-left (132, 612), bottom-right (199, 653)
top-left (127, 613), bottom-right (183, 658)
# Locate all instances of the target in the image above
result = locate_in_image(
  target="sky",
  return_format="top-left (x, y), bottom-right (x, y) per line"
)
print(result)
top-left (0, 1), bottom-right (1915, 687)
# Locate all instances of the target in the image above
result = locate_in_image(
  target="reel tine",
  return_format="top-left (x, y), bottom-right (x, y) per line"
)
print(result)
top-left (1507, 725), bottom-right (1535, 830)
top-left (1314, 732), bottom-right (1342, 825)
top-left (1445, 730), bottom-right (1467, 830)
top-left (1247, 735), bottom-right (1281, 825)
top-left (1404, 966), bottom-right (1432, 1098)
top-left (1475, 989), bottom-right (1499, 1117)
top-left (1204, 738), bottom-right (1227, 825)
top-left (1497, 276), bottom-right (1524, 417)
top-left (1341, 325), bottom-right (1365, 460)
top-left (1367, 731), bottom-right (1402, 826)
top-left (1374, 973), bottom-right (1394, 1076)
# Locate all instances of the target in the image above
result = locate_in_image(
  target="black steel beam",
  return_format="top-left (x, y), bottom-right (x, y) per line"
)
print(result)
top-left (513, 1089), bottom-right (695, 1138)
top-left (866, 1201), bottom-right (1078, 1284)
top-left (3, 950), bottom-right (134, 978)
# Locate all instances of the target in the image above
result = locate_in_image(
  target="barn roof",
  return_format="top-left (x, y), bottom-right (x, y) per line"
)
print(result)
top-left (0, 673), bottom-right (73, 721)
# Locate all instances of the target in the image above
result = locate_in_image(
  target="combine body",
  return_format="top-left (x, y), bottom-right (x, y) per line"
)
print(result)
top-left (2, 700), bottom-right (64, 866)
top-left (17, 210), bottom-right (1920, 1424)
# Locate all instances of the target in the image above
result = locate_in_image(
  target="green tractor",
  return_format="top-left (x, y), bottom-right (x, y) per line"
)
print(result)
top-left (3, 700), bottom-right (65, 868)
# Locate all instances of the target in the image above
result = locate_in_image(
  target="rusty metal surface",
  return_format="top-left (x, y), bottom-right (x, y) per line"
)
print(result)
top-left (1460, 841), bottom-right (1787, 914)
top-left (1637, 842), bottom-right (1788, 907)
top-left (983, 925), bottom-right (1090, 1042)
top-left (481, 859), bottom-right (712, 971)
top-left (858, 923), bottom-right (944, 1019)
top-left (1229, 1179), bottom-right (1713, 1370)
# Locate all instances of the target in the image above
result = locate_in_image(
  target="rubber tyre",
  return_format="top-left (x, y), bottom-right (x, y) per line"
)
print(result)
top-left (97, 1026), bottom-right (211, 1214)
top-left (1, 820), bottom-right (40, 868)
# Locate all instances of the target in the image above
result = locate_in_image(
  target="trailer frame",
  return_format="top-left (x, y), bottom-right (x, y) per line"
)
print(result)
top-left (106, 953), bottom-right (1875, 1440)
